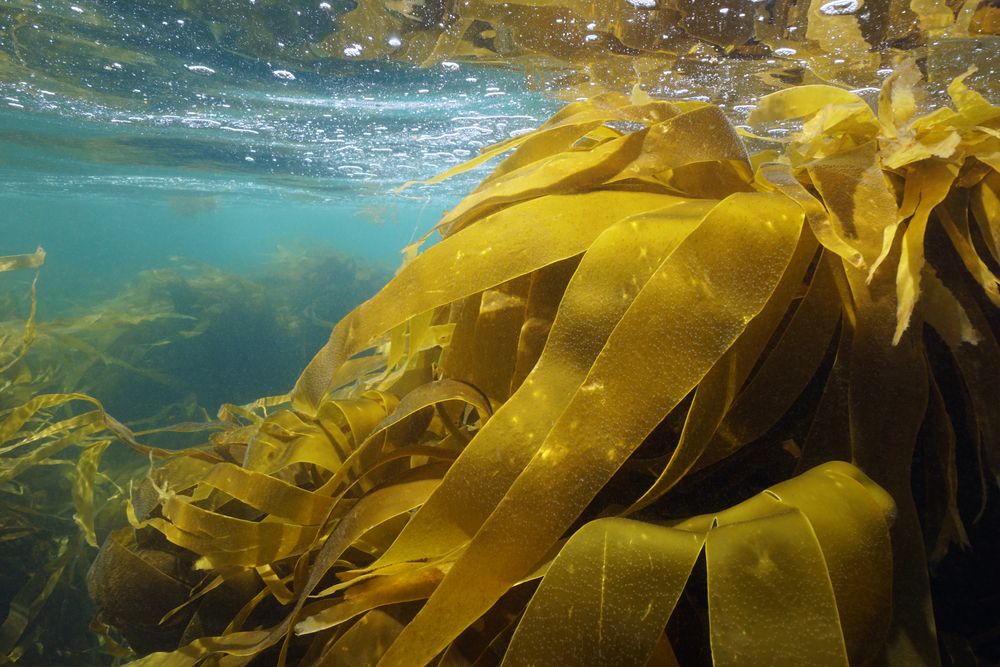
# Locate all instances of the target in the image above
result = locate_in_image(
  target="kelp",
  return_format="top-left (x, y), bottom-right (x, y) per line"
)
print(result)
top-left (0, 243), bottom-right (395, 664)
top-left (63, 61), bottom-right (1000, 667)
top-left (0, 244), bottom-right (393, 425)
top-left (0, 250), bottom-right (127, 665)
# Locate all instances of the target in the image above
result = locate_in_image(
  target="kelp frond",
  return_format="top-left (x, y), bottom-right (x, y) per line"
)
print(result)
top-left (51, 64), bottom-right (1000, 666)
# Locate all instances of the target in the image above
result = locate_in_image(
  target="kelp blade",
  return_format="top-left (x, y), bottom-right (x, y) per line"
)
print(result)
top-left (502, 462), bottom-right (893, 667)
top-left (376, 192), bottom-right (805, 667)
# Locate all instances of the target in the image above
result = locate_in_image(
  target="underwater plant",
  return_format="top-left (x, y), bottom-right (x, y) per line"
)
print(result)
top-left (69, 60), bottom-right (1000, 666)
top-left (0, 245), bottom-right (394, 664)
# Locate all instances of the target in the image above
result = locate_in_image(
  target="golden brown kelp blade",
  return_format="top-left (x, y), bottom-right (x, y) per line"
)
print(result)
top-left (0, 248), bottom-right (45, 273)
top-left (502, 462), bottom-right (894, 667)
top-left (0, 248), bottom-right (44, 375)
top-left (374, 193), bottom-right (805, 667)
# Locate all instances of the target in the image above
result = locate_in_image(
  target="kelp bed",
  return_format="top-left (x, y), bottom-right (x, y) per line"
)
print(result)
top-left (4, 62), bottom-right (1000, 666)
top-left (0, 244), bottom-right (393, 665)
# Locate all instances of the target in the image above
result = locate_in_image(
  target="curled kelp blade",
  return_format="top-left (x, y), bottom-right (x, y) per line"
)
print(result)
top-left (117, 463), bottom-right (452, 667)
top-left (376, 192), bottom-right (804, 667)
top-left (292, 95), bottom-right (757, 416)
top-left (435, 103), bottom-right (748, 236)
top-left (501, 462), bottom-right (893, 667)
top-left (624, 216), bottom-right (818, 515)
top-left (132, 382), bottom-right (485, 571)
top-left (317, 379), bottom-right (491, 495)
top-left (394, 92), bottom-right (642, 194)
top-left (752, 63), bottom-right (1000, 348)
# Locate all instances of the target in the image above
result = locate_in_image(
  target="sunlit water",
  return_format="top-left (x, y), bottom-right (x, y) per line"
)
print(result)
top-left (0, 50), bottom-right (565, 419)
top-left (1, 65), bottom-right (562, 305)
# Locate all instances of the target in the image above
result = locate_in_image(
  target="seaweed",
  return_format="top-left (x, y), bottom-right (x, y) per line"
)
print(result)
top-left (0, 242), bottom-right (395, 665)
top-left (41, 61), bottom-right (996, 666)
top-left (3, 56), bottom-right (1000, 664)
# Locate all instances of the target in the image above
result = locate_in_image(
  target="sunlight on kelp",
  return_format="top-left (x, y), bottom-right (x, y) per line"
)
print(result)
top-left (4, 61), bottom-right (1000, 665)
top-left (0, 61), bottom-right (970, 667)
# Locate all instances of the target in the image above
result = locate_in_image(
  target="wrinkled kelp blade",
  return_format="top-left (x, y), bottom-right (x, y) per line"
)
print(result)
top-left (72, 439), bottom-right (112, 547)
top-left (126, 465), bottom-right (450, 667)
top-left (376, 192), bottom-right (804, 667)
top-left (894, 161), bottom-right (959, 344)
top-left (806, 141), bottom-right (900, 269)
top-left (0, 272), bottom-right (41, 374)
top-left (375, 200), bottom-right (712, 568)
top-left (760, 162), bottom-right (865, 269)
top-left (746, 86), bottom-right (865, 126)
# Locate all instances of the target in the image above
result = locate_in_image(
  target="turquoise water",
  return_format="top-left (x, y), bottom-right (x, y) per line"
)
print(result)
top-left (0, 65), bottom-right (562, 297)
top-left (0, 55), bottom-right (563, 418)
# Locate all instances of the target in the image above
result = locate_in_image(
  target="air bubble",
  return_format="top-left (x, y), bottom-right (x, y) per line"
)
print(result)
top-left (818, 0), bottom-right (859, 15)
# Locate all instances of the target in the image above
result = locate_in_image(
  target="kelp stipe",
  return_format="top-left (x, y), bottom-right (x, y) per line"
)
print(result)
top-left (75, 65), bottom-right (1000, 666)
